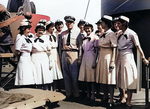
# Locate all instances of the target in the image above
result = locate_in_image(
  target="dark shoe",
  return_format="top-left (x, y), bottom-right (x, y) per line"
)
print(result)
top-left (63, 95), bottom-right (73, 102)
top-left (120, 102), bottom-right (126, 106)
top-left (45, 101), bottom-right (60, 109)
top-left (84, 97), bottom-right (92, 104)
top-left (99, 98), bottom-right (108, 106)
top-left (126, 104), bottom-right (132, 109)
top-left (81, 92), bottom-right (87, 98)
top-left (107, 103), bottom-right (114, 109)
top-left (114, 100), bottom-right (126, 106)
top-left (73, 97), bottom-right (80, 102)
top-left (114, 99), bottom-right (121, 105)
top-left (51, 101), bottom-right (60, 108)
top-left (83, 98), bottom-right (97, 106)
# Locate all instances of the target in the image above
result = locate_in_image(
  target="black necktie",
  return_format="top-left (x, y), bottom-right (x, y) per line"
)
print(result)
top-left (100, 33), bottom-right (106, 38)
top-left (124, 34), bottom-right (128, 39)
top-left (49, 35), bottom-right (56, 42)
top-left (81, 34), bottom-right (85, 37)
top-left (34, 37), bottom-right (44, 43)
top-left (117, 34), bottom-right (128, 41)
top-left (82, 37), bottom-right (91, 41)
top-left (25, 38), bottom-right (32, 43)
top-left (27, 34), bottom-right (33, 38)
top-left (66, 30), bottom-right (71, 46)
top-left (97, 34), bottom-right (100, 37)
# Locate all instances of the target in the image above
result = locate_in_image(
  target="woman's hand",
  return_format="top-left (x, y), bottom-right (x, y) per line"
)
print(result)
top-left (77, 58), bottom-right (81, 66)
top-left (92, 62), bottom-right (97, 69)
top-left (49, 66), bottom-right (52, 70)
top-left (143, 58), bottom-right (149, 65)
top-left (47, 50), bottom-right (51, 56)
top-left (148, 57), bottom-right (150, 61)
top-left (109, 61), bottom-right (115, 72)
top-left (15, 50), bottom-right (20, 56)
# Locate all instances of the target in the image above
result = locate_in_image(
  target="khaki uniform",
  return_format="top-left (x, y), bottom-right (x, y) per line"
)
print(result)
top-left (61, 28), bottom-right (80, 97)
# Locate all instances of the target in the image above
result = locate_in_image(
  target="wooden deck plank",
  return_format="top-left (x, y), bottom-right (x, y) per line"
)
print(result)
top-left (0, 53), bottom-right (14, 58)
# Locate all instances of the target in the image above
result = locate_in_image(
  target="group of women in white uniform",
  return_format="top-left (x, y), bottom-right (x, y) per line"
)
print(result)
top-left (15, 19), bottom-right (63, 90)
top-left (14, 14), bottom-right (149, 109)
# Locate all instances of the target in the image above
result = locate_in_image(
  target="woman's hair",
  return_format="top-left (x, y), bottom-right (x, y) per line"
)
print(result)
top-left (19, 26), bottom-right (31, 35)
top-left (35, 25), bottom-right (45, 33)
top-left (101, 18), bottom-right (112, 28)
top-left (95, 30), bottom-right (100, 34)
top-left (46, 23), bottom-right (55, 30)
top-left (111, 26), bottom-right (117, 32)
top-left (119, 19), bottom-right (129, 28)
top-left (84, 25), bottom-right (94, 32)
top-left (55, 21), bottom-right (63, 28)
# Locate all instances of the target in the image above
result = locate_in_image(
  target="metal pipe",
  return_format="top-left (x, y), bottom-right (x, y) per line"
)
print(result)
top-left (145, 66), bottom-right (149, 105)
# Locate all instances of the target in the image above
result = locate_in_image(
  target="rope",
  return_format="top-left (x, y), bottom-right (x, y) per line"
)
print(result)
top-left (84, 0), bottom-right (90, 19)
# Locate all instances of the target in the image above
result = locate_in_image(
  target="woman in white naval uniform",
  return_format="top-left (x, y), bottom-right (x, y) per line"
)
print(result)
top-left (116, 16), bottom-right (149, 108)
top-left (45, 21), bottom-right (63, 91)
top-left (54, 20), bottom-right (64, 64)
top-left (31, 23), bottom-right (53, 90)
top-left (16, 19), bottom-right (34, 41)
top-left (78, 23), bottom-right (99, 100)
top-left (15, 21), bottom-right (35, 86)
top-left (96, 15), bottom-right (117, 108)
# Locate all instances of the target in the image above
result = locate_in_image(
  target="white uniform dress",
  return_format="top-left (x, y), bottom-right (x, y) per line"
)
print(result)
top-left (96, 29), bottom-right (117, 84)
top-left (45, 32), bottom-right (63, 80)
top-left (16, 33), bottom-right (34, 41)
top-left (31, 35), bottom-right (53, 85)
top-left (15, 35), bottom-right (35, 85)
top-left (54, 31), bottom-right (63, 62)
top-left (116, 28), bottom-right (139, 89)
